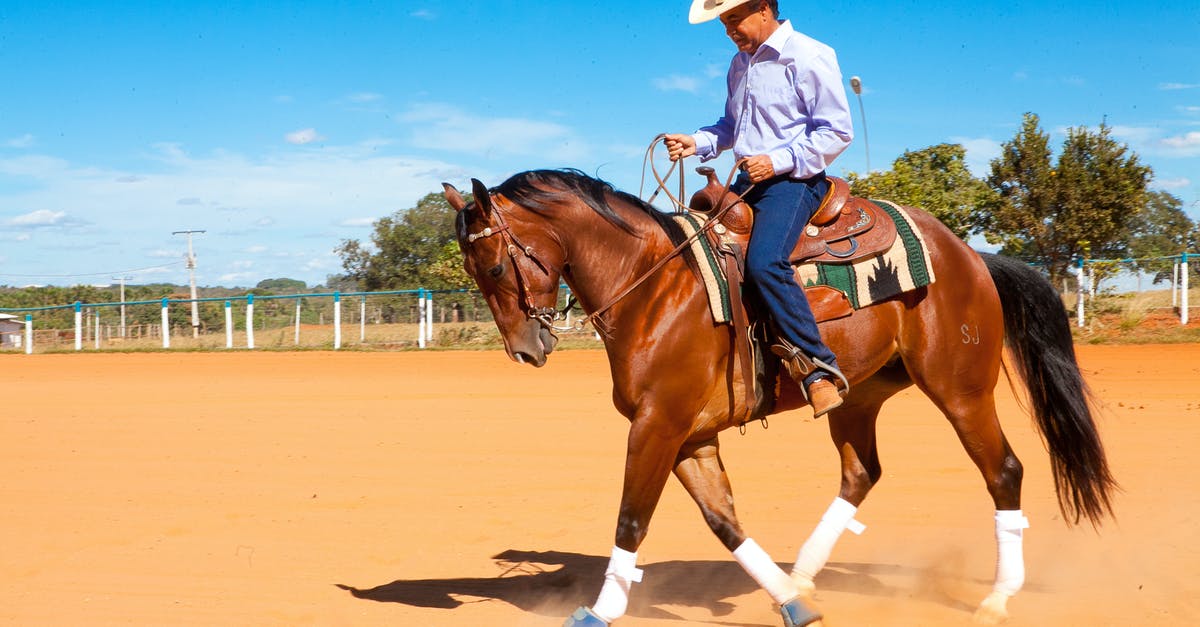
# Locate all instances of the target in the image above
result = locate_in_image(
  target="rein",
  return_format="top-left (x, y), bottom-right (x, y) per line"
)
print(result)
top-left (580, 138), bottom-right (752, 334)
top-left (464, 136), bottom-right (751, 338)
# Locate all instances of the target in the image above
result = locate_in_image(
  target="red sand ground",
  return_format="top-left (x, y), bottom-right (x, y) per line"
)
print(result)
top-left (3, 345), bottom-right (1198, 626)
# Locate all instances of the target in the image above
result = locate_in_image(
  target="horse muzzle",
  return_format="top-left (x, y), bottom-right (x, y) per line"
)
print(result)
top-left (510, 323), bottom-right (558, 367)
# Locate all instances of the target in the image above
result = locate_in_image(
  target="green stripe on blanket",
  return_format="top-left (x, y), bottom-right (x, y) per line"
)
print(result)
top-left (670, 213), bottom-right (732, 324)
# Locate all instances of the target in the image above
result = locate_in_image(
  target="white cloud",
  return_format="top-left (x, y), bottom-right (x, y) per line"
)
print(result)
top-left (401, 103), bottom-right (588, 160)
top-left (339, 217), bottom-right (376, 227)
top-left (411, 9), bottom-right (435, 20)
top-left (1159, 82), bottom-right (1200, 90)
top-left (951, 136), bottom-right (1003, 176)
top-left (0, 142), bottom-right (476, 285)
top-left (5, 134), bottom-right (35, 148)
top-left (1154, 177), bottom-right (1191, 190)
top-left (652, 74), bottom-right (702, 93)
top-left (1160, 131), bottom-right (1200, 157)
top-left (345, 92), bottom-right (383, 103)
top-left (285, 128), bottom-right (324, 145)
top-left (7, 209), bottom-right (70, 227)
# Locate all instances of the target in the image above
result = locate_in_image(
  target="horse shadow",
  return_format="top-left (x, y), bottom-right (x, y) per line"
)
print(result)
top-left (336, 549), bottom-right (988, 623)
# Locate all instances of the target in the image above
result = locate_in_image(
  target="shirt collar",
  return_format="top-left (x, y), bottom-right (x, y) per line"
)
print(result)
top-left (755, 19), bottom-right (793, 59)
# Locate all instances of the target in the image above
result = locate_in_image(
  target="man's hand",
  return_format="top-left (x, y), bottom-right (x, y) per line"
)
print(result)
top-left (741, 155), bottom-right (776, 183)
top-left (663, 134), bottom-right (696, 161)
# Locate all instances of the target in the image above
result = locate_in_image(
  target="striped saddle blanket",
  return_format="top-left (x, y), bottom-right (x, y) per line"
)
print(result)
top-left (669, 198), bottom-right (935, 323)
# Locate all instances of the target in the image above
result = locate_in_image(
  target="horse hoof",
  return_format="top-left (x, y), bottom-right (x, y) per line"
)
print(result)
top-left (972, 592), bottom-right (1010, 624)
top-left (563, 606), bottom-right (608, 626)
top-left (789, 572), bottom-right (817, 598)
top-left (780, 596), bottom-right (823, 627)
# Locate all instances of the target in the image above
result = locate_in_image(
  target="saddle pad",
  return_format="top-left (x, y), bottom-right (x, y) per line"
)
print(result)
top-left (793, 199), bottom-right (936, 309)
top-left (670, 212), bottom-right (733, 324)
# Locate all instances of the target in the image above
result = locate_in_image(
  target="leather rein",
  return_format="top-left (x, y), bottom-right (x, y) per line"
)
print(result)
top-left (464, 136), bottom-right (752, 338)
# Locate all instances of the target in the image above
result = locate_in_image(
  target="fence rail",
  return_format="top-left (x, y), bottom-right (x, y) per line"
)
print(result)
top-left (3, 253), bottom-right (1197, 353)
top-left (1, 287), bottom-right (587, 354)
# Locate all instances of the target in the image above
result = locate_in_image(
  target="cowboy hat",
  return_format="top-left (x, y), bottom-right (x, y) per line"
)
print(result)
top-left (688, 0), bottom-right (756, 24)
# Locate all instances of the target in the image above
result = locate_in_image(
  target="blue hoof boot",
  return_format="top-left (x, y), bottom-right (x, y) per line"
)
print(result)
top-left (563, 606), bottom-right (608, 627)
top-left (780, 596), bottom-right (822, 626)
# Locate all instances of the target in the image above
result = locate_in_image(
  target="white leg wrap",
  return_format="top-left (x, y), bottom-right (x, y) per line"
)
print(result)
top-left (792, 497), bottom-right (866, 583)
top-left (733, 538), bottom-right (799, 605)
top-left (591, 546), bottom-right (643, 622)
top-left (992, 509), bottom-right (1029, 597)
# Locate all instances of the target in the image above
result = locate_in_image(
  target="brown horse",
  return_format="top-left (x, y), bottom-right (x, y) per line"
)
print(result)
top-left (442, 169), bottom-right (1115, 627)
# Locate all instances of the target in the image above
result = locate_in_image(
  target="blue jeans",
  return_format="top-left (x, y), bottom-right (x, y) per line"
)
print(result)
top-left (733, 172), bottom-right (838, 384)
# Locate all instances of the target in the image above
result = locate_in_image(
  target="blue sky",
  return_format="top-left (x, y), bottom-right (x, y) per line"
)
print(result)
top-left (2, 1), bottom-right (1198, 287)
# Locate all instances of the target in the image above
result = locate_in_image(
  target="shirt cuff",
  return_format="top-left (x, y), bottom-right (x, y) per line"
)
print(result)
top-left (768, 147), bottom-right (796, 177)
top-left (692, 132), bottom-right (718, 161)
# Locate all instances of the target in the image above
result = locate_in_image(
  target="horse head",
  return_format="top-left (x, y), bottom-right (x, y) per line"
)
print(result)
top-left (444, 179), bottom-right (561, 367)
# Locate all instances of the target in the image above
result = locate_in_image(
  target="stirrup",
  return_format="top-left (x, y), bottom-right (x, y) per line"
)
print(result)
top-left (769, 342), bottom-right (850, 399)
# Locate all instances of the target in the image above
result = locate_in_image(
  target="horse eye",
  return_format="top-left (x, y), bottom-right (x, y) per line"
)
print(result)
top-left (488, 263), bottom-right (504, 279)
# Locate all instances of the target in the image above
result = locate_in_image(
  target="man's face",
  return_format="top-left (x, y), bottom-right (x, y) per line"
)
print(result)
top-left (719, 1), bottom-right (774, 54)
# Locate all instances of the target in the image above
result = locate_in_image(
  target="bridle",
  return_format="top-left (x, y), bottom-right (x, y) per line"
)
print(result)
top-left (463, 196), bottom-right (576, 333)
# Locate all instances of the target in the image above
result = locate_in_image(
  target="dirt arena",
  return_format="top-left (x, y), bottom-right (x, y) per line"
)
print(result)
top-left (3, 345), bottom-right (1198, 626)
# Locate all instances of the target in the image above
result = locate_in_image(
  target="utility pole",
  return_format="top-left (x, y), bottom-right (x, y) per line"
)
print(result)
top-left (112, 276), bottom-right (131, 338)
top-left (173, 230), bottom-right (206, 338)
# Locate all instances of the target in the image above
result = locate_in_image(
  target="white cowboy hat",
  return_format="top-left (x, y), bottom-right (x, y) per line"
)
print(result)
top-left (688, 0), bottom-right (756, 24)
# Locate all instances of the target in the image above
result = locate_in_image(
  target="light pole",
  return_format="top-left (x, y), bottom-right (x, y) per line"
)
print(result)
top-left (112, 276), bottom-right (131, 338)
top-left (173, 230), bottom-right (206, 338)
top-left (849, 76), bottom-right (870, 174)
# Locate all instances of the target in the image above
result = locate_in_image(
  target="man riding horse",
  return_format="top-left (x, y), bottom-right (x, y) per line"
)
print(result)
top-left (665, 0), bottom-right (853, 419)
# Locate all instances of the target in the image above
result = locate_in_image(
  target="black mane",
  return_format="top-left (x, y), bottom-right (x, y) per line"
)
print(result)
top-left (492, 169), bottom-right (658, 234)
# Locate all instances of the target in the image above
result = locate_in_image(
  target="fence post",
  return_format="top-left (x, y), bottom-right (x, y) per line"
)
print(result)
top-left (74, 302), bottom-right (82, 350)
top-left (294, 298), bottom-right (302, 346)
top-left (25, 314), bottom-right (32, 355)
top-left (224, 300), bottom-right (233, 349)
top-left (94, 308), bottom-right (101, 350)
top-left (418, 289), bottom-right (427, 349)
top-left (1075, 258), bottom-right (1085, 328)
top-left (246, 294), bottom-right (255, 349)
top-left (1183, 252), bottom-right (1190, 326)
top-left (161, 298), bottom-right (170, 348)
top-left (1174, 259), bottom-right (1180, 308)
top-left (333, 292), bottom-right (342, 350)
top-left (426, 290), bottom-right (434, 343)
top-left (360, 296), bottom-right (366, 342)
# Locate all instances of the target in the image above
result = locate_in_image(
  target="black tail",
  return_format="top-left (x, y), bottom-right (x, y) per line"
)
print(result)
top-left (981, 253), bottom-right (1117, 526)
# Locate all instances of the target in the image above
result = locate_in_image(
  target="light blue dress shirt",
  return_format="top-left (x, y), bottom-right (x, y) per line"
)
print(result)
top-left (691, 20), bottom-right (854, 180)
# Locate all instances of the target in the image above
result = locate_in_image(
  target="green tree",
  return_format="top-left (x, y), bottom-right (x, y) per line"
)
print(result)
top-left (335, 192), bottom-right (464, 290)
top-left (1125, 191), bottom-right (1199, 282)
top-left (254, 278), bottom-right (308, 293)
top-left (847, 143), bottom-right (998, 239)
top-left (980, 113), bottom-right (1151, 281)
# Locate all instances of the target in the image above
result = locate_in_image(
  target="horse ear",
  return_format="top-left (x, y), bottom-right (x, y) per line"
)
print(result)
top-left (470, 178), bottom-right (494, 215)
top-left (442, 183), bottom-right (467, 211)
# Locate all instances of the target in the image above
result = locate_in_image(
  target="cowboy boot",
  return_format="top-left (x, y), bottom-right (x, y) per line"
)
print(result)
top-left (770, 341), bottom-right (847, 418)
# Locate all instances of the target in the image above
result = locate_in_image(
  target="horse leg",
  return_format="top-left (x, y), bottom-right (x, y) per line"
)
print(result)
top-left (908, 368), bottom-right (1026, 624)
top-left (790, 393), bottom-right (886, 595)
top-left (674, 437), bottom-right (823, 627)
top-left (567, 420), bottom-right (691, 626)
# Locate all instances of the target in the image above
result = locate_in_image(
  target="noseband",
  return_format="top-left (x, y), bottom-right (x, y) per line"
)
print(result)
top-left (464, 197), bottom-right (575, 333)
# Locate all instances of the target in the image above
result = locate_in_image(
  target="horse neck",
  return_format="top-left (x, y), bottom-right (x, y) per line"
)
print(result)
top-left (549, 196), bottom-right (680, 317)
